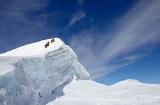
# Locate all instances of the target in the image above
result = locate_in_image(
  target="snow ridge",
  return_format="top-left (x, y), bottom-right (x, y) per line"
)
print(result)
top-left (0, 38), bottom-right (64, 57)
top-left (48, 79), bottom-right (160, 105)
top-left (0, 38), bottom-right (89, 105)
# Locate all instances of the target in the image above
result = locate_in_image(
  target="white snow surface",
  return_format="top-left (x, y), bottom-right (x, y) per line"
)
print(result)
top-left (48, 79), bottom-right (160, 105)
top-left (0, 38), bottom-right (64, 57)
top-left (0, 38), bottom-right (89, 105)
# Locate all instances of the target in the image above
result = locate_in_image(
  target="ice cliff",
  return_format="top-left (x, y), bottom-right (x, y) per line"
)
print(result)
top-left (0, 38), bottom-right (89, 105)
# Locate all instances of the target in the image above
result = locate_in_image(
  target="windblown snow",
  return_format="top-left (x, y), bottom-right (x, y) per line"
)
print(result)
top-left (0, 38), bottom-right (160, 105)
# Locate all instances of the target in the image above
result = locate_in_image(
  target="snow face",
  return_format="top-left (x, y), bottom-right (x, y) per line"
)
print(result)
top-left (0, 38), bottom-right (64, 57)
top-left (47, 79), bottom-right (160, 105)
top-left (0, 38), bottom-right (89, 105)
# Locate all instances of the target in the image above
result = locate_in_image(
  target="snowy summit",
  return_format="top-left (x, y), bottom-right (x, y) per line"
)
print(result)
top-left (0, 38), bottom-right (64, 57)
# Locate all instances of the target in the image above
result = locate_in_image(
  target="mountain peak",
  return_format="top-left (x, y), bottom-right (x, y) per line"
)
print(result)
top-left (120, 79), bottom-right (140, 83)
top-left (114, 79), bottom-right (141, 85)
top-left (0, 38), bottom-right (89, 105)
top-left (0, 38), bottom-right (64, 57)
top-left (122, 79), bottom-right (140, 83)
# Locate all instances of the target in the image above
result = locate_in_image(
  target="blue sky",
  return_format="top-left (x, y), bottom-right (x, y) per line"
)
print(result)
top-left (0, 0), bottom-right (160, 84)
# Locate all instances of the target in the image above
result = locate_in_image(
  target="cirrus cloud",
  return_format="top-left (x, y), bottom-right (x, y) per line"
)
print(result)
top-left (69, 0), bottom-right (160, 78)
top-left (69, 10), bottom-right (86, 26)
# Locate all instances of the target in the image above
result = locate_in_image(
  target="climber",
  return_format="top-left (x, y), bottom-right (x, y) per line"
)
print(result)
top-left (51, 38), bottom-right (55, 43)
top-left (44, 42), bottom-right (50, 48)
top-left (39, 92), bottom-right (42, 98)
top-left (51, 88), bottom-right (56, 94)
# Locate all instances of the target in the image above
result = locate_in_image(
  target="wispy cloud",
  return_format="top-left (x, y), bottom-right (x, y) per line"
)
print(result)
top-left (123, 54), bottom-right (142, 61)
top-left (77, 0), bottom-right (84, 6)
top-left (0, 0), bottom-right (49, 23)
top-left (69, 0), bottom-right (160, 78)
top-left (0, 0), bottom-right (50, 52)
top-left (69, 10), bottom-right (86, 26)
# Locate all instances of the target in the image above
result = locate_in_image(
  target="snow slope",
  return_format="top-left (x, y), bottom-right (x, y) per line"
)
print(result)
top-left (48, 79), bottom-right (160, 105)
top-left (0, 38), bottom-right (89, 105)
top-left (0, 38), bottom-right (64, 57)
